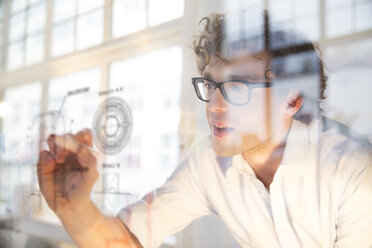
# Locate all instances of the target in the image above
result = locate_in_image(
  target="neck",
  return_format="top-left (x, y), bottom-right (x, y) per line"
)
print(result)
top-left (241, 118), bottom-right (293, 188)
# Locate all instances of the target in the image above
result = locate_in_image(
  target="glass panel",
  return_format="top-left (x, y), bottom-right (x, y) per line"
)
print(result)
top-left (295, 16), bottom-right (320, 41)
top-left (77, 0), bottom-right (103, 14)
top-left (326, 0), bottom-right (353, 9)
top-left (29, 0), bottom-right (44, 4)
top-left (109, 46), bottom-right (182, 208)
top-left (294, 0), bottom-right (319, 17)
top-left (48, 67), bottom-right (101, 132)
top-left (3, 82), bottom-right (42, 161)
top-left (25, 32), bottom-right (44, 66)
top-left (269, 0), bottom-right (292, 21)
top-left (0, 23), bottom-right (2, 47)
top-left (326, 7), bottom-right (353, 38)
top-left (6, 40), bottom-right (24, 71)
top-left (0, 0), bottom-right (3, 19)
top-left (1, 82), bottom-right (42, 217)
top-left (27, 1), bottom-right (46, 33)
top-left (9, 11), bottom-right (26, 41)
top-left (52, 20), bottom-right (74, 57)
top-left (53, 0), bottom-right (76, 23)
top-left (356, 2), bottom-right (372, 32)
top-left (11, 0), bottom-right (27, 14)
top-left (112, 0), bottom-right (146, 38)
top-left (148, 0), bottom-right (184, 26)
top-left (76, 9), bottom-right (103, 50)
top-left (324, 38), bottom-right (372, 139)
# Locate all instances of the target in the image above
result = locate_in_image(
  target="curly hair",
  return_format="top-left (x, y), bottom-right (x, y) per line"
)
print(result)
top-left (193, 12), bottom-right (328, 123)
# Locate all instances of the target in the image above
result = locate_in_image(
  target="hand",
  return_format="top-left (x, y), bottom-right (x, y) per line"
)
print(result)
top-left (37, 129), bottom-right (100, 215)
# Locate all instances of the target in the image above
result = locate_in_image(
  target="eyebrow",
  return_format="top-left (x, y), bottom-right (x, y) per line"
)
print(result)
top-left (201, 73), bottom-right (269, 82)
top-left (202, 72), bottom-right (212, 79)
top-left (229, 74), bottom-right (267, 81)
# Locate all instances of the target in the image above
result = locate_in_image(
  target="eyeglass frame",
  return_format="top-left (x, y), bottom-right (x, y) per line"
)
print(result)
top-left (191, 77), bottom-right (273, 105)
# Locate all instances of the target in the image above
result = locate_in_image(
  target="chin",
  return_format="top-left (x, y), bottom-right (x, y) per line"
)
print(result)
top-left (211, 136), bottom-right (241, 157)
top-left (211, 133), bottom-right (262, 157)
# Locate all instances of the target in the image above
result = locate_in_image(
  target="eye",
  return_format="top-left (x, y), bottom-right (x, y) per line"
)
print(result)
top-left (203, 80), bottom-right (213, 89)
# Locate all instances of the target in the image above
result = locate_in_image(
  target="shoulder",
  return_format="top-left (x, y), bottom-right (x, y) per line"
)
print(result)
top-left (321, 116), bottom-right (372, 165)
top-left (320, 116), bottom-right (372, 196)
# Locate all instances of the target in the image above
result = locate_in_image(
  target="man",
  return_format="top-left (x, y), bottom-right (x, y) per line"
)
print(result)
top-left (37, 11), bottom-right (372, 248)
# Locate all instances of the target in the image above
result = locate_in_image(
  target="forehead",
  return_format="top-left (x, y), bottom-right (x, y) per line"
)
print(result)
top-left (203, 55), bottom-right (269, 81)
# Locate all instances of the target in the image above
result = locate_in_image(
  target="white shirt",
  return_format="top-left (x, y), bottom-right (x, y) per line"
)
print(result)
top-left (118, 117), bottom-right (372, 248)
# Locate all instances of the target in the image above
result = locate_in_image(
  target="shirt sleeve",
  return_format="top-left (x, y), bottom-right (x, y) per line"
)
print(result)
top-left (334, 151), bottom-right (372, 248)
top-left (117, 154), bottom-right (212, 248)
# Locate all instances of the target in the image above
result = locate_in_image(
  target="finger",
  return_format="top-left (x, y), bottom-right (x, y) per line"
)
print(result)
top-left (77, 145), bottom-right (99, 183)
top-left (74, 128), bottom-right (93, 147)
top-left (49, 134), bottom-right (71, 163)
top-left (47, 134), bottom-right (56, 157)
top-left (37, 150), bottom-right (55, 187)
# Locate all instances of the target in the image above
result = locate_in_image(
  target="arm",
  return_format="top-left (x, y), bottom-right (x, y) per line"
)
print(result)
top-left (37, 129), bottom-right (142, 248)
top-left (118, 149), bottom-right (213, 248)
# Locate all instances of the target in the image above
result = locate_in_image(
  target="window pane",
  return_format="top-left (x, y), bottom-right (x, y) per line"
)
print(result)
top-left (294, 0), bottom-right (319, 17)
top-left (324, 39), bottom-right (372, 139)
top-left (148, 0), bottom-right (184, 26)
top-left (77, 0), bottom-right (103, 14)
top-left (2, 82), bottom-right (42, 207)
top-left (27, 1), bottom-right (46, 33)
top-left (76, 9), bottom-right (103, 50)
top-left (0, 23), bottom-right (2, 47)
top-left (53, 0), bottom-right (76, 23)
top-left (112, 0), bottom-right (146, 38)
top-left (7, 40), bottom-right (24, 70)
top-left (109, 46), bottom-right (182, 203)
top-left (52, 20), bottom-right (74, 57)
top-left (29, 0), bottom-right (44, 4)
top-left (326, 0), bottom-right (353, 9)
top-left (295, 16), bottom-right (320, 41)
top-left (9, 11), bottom-right (26, 41)
top-left (26, 32), bottom-right (44, 65)
top-left (48, 67), bottom-right (101, 131)
top-left (0, 0), bottom-right (3, 19)
top-left (326, 7), bottom-right (353, 38)
top-left (356, 2), bottom-right (372, 32)
top-left (11, 0), bottom-right (27, 14)
top-left (3, 82), bottom-right (42, 159)
top-left (224, 0), bottom-right (264, 12)
top-left (270, 0), bottom-right (292, 21)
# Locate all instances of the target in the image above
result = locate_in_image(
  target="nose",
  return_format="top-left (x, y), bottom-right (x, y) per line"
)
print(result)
top-left (207, 88), bottom-right (229, 112)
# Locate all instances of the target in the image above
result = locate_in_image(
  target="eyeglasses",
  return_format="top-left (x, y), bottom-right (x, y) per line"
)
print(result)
top-left (192, 77), bottom-right (272, 105)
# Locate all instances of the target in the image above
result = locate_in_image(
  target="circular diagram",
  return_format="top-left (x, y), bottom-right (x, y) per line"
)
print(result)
top-left (93, 97), bottom-right (132, 155)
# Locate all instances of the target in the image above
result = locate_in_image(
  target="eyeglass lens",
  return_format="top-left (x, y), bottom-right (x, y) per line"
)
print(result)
top-left (195, 78), bottom-right (250, 105)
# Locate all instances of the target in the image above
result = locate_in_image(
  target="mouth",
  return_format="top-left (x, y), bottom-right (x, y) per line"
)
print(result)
top-left (211, 121), bottom-right (235, 138)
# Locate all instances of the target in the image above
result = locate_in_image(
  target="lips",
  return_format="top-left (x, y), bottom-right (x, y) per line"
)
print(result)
top-left (210, 120), bottom-right (235, 138)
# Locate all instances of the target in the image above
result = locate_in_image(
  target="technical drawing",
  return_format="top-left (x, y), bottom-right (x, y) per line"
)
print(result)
top-left (103, 172), bottom-right (119, 193)
top-left (31, 111), bottom-right (65, 153)
top-left (93, 97), bottom-right (132, 155)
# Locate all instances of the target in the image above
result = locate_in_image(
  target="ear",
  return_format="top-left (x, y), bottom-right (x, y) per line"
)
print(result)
top-left (283, 90), bottom-right (303, 118)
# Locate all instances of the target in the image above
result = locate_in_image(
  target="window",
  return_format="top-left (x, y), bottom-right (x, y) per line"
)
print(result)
top-left (6, 0), bottom-right (46, 71)
top-left (104, 45), bottom-right (182, 213)
top-left (0, 0), bottom-right (4, 67)
top-left (326, 0), bottom-right (372, 38)
top-left (112, 0), bottom-right (184, 38)
top-left (0, 82), bottom-right (42, 204)
top-left (323, 38), bottom-right (372, 141)
top-left (269, 0), bottom-right (320, 41)
top-left (48, 67), bottom-right (101, 133)
top-left (51, 0), bottom-right (104, 57)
